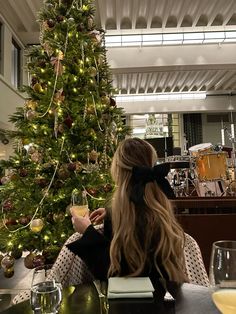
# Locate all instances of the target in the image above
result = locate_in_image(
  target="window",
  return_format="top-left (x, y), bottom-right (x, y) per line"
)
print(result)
top-left (11, 38), bottom-right (21, 88)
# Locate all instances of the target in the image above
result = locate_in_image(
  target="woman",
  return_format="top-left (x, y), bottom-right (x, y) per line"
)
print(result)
top-left (67, 138), bottom-right (187, 287)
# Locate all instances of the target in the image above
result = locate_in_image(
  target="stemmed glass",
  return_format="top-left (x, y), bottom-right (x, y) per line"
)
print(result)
top-left (30, 264), bottom-right (62, 314)
top-left (93, 280), bottom-right (109, 314)
top-left (209, 241), bottom-right (236, 314)
top-left (70, 189), bottom-right (89, 217)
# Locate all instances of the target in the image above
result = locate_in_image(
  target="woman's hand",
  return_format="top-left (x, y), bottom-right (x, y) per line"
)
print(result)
top-left (89, 207), bottom-right (106, 225)
top-left (71, 212), bottom-right (91, 234)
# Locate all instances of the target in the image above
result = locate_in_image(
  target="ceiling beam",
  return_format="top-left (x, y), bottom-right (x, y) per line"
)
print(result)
top-left (176, 0), bottom-right (191, 27)
top-left (107, 44), bottom-right (236, 71)
top-left (192, 0), bottom-right (210, 27)
top-left (207, 0), bottom-right (224, 26)
top-left (222, 0), bottom-right (236, 26)
top-left (214, 71), bottom-right (235, 90)
top-left (118, 96), bottom-right (236, 115)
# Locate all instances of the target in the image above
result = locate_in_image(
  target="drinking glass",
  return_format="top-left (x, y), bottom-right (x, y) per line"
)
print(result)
top-left (209, 240), bottom-right (236, 314)
top-left (93, 280), bottom-right (109, 314)
top-left (70, 189), bottom-right (89, 217)
top-left (30, 264), bottom-right (62, 314)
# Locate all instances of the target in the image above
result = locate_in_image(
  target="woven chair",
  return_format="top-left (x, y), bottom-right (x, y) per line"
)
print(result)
top-left (13, 227), bottom-right (209, 304)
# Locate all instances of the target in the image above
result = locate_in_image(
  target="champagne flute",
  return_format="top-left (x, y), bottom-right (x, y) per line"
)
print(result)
top-left (30, 264), bottom-right (62, 314)
top-left (209, 240), bottom-right (236, 314)
top-left (70, 189), bottom-right (89, 217)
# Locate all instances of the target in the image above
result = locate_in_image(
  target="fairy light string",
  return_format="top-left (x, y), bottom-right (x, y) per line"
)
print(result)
top-left (2, 137), bottom-right (65, 233)
top-left (2, 0), bottom-right (109, 235)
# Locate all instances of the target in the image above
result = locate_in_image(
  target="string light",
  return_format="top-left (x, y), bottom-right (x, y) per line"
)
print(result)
top-left (44, 235), bottom-right (50, 241)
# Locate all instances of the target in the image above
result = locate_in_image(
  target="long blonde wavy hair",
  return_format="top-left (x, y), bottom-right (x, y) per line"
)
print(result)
top-left (109, 137), bottom-right (186, 283)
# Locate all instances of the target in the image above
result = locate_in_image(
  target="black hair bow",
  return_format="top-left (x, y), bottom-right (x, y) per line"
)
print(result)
top-left (130, 163), bottom-right (174, 206)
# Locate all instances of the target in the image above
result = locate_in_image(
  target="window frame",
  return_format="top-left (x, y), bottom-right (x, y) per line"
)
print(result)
top-left (11, 37), bottom-right (21, 89)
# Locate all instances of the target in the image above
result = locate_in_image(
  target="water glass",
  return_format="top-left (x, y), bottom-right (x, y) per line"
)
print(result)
top-left (209, 240), bottom-right (236, 314)
top-left (30, 264), bottom-right (62, 314)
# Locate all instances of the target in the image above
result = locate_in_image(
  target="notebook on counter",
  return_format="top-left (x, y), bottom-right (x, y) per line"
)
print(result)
top-left (107, 277), bottom-right (154, 299)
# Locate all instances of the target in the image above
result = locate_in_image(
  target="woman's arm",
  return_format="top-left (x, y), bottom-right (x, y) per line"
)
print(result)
top-left (66, 213), bottom-right (111, 280)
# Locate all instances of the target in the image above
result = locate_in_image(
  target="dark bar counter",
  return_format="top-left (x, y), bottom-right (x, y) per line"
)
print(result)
top-left (171, 197), bottom-right (236, 271)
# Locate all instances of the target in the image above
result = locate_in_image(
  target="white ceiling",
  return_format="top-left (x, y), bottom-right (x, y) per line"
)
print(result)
top-left (1, 0), bottom-right (236, 95)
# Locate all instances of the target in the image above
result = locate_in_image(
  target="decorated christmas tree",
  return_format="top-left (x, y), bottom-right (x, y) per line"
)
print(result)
top-left (0, 0), bottom-right (129, 277)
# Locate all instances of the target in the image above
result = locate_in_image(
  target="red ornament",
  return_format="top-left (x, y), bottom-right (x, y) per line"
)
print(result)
top-left (47, 19), bottom-right (55, 28)
top-left (56, 15), bottom-right (64, 22)
top-left (110, 98), bottom-right (116, 107)
top-left (32, 255), bottom-right (45, 268)
top-left (19, 216), bottom-right (30, 225)
top-left (67, 162), bottom-right (76, 171)
top-left (35, 177), bottom-right (48, 188)
top-left (19, 168), bottom-right (28, 177)
top-left (63, 116), bottom-right (73, 128)
top-left (103, 183), bottom-right (113, 193)
top-left (53, 180), bottom-right (64, 189)
top-left (5, 218), bottom-right (17, 226)
top-left (87, 188), bottom-right (97, 196)
top-left (24, 252), bottom-right (36, 269)
top-left (31, 77), bottom-right (38, 86)
top-left (58, 167), bottom-right (70, 180)
top-left (2, 199), bottom-right (13, 211)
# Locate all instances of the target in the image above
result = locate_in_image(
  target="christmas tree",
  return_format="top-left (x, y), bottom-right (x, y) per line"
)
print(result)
top-left (0, 0), bottom-right (129, 277)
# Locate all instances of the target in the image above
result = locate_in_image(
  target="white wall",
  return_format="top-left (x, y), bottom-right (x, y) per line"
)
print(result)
top-left (0, 15), bottom-right (26, 128)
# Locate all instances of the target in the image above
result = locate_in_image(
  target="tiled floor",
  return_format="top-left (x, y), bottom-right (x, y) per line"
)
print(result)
top-left (0, 258), bottom-right (33, 311)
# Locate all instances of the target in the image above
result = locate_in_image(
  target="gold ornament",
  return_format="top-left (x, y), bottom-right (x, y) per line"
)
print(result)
top-left (101, 96), bottom-right (110, 105)
top-left (53, 212), bottom-right (65, 223)
top-left (87, 103), bottom-right (95, 114)
top-left (88, 67), bottom-right (97, 77)
top-left (33, 83), bottom-right (44, 93)
top-left (30, 219), bottom-right (44, 233)
top-left (4, 267), bottom-right (14, 278)
top-left (25, 100), bottom-right (38, 110)
top-left (89, 150), bottom-right (100, 162)
top-left (75, 161), bottom-right (83, 172)
top-left (31, 151), bottom-right (43, 163)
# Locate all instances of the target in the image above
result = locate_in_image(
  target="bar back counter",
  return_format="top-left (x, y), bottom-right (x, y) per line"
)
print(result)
top-left (172, 197), bottom-right (236, 272)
